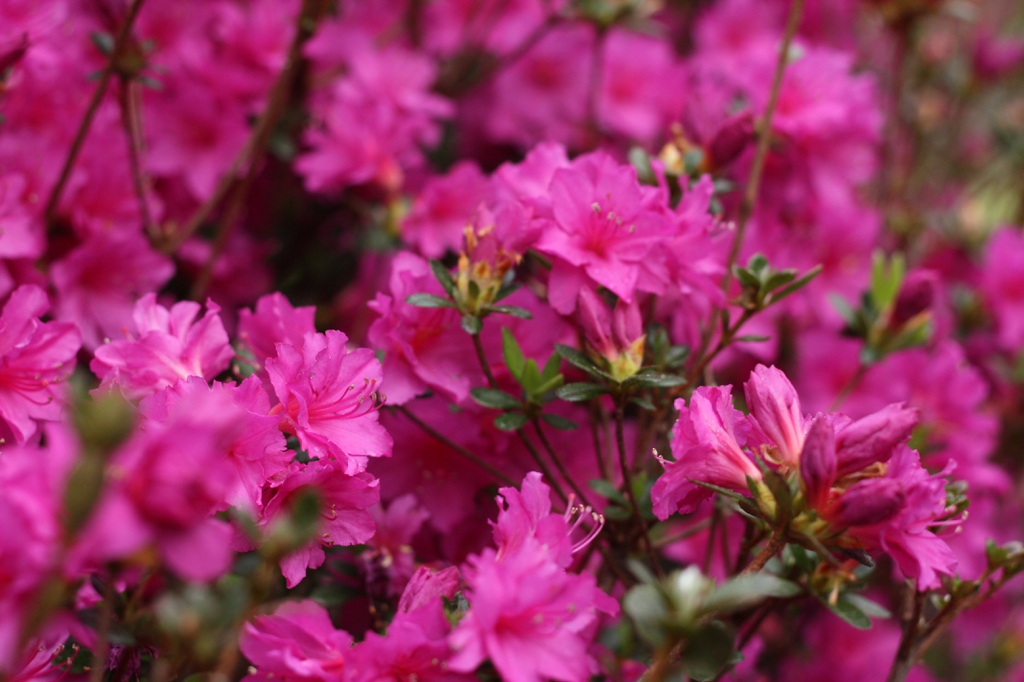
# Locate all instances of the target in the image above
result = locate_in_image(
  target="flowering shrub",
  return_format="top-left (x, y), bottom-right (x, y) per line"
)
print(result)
top-left (2, 1), bottom-right (1024, 681)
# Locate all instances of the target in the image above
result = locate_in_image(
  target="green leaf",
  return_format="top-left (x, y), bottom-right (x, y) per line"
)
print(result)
top-left (623, 584), bottom-right (669, 647)
top-left (461, 314), bottom-right (482, 335)
top-left (90, 31), bottom-right (114, 55)
top-left (631, 395), bottom-right (656, 411)
top-left (430, 260), bottom-right (457, 298)
top-left (627, 558), bottom-right (659, 585)
top-left (690, 478), bottom-right (748, 501)
top-left (539, 352), bottom-right (562, 382)
top-left (541, 413), bottom-right (579, 430)
top-left (521, 358), bottom-right (542, 393)
top-left (761, 468), bottom-right (793, 526)
top-left (624, 371), bottom-right (686, 388)
top-left (679, 621), bottom-right (736, 681)
top-left (493, 282), bottom-right (521, 302)
top-left (470, 387), bottom-right (521, 410)
top-left (771, 264), bottom-right (823, 304)
top-left (822, 594), bottom-right (872, 630)
top-left (589, 479), bottom-right (627, 505)
top-left (406, 293), bottom-right (454, 308)
top-left (556, 382), bottom-right (609, 402)
top-left (533, 373), bottom-right (564, 397)
top-left (844, 593), bottom-right (891, 619)
top-left (763, 269), bottom-right (797, 292)
top-left (664, 345), bottom-right (690, 368)
top-left (603, 505), bottom-right (632, 521)
top-left (501, 328), bottom-right (526, 382)
top-left (702, 575), bottom-right (802, 615)
top-left (493, 412), bottom-right (529, 431)
top-left (735, 266), bottom-right (762, 290)
top-left (747, 253), bottom-right (768, 274)
top-left (484, 304), bottom-right (533, 319)
top-left (734, 335), bottom-right (770, 343)
top-left (554, 344), bottom-right (609, 379)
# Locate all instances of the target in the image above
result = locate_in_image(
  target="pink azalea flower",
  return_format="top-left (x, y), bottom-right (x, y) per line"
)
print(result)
top-left (237, 292), bottom-right (317, 372)
top-left (367, 253), bottom-right (482, 405)
top-left (651, 387), bottom-right (760, 520)
top-left (0, 173), bottom-right (44, 259)
top-left (448, 538), bottom-right (617, 682)
top-left (266, 330), bottom-right (391, 470)
top-left (347, 566), bottom-right (469, 682)
top-left (402, 161), bottom-right (492, 259)
top-left (981, 226), bottom-right (1024, 353)
top-left (534, 151), bottom-right (674, 314)
top-left (240, 601), bottom-right (353, 682)
top-left (51, 229), bottom-right (175, 351)
top-left (70, 391), bottom-right (244, 582)
top-left (140, 376), bottom-right (290, 514)
top-left (744, 364), bottom-right (805, 466)
top-left (363, 494), bottom-right (431, 599)
top-left (0, 284), bottom-right (80, 444)
top-left (261, 460), bottom-right (379, 588)
top-left (91, 294), bottom-right (233, 401)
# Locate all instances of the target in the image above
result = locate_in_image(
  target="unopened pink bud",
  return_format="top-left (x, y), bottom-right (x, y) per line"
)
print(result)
top-left (800, 416), bottom-right (836, 511)
top-left (829, 478), bottom-right (904, 528)
top-left (835, 404), bottom-right (918, 477)
top-left (708, 112), bottom-right (755, 169)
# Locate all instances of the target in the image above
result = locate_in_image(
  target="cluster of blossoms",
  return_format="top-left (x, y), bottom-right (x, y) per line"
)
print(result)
top-left (1, 0), bottom-right (1024, 681)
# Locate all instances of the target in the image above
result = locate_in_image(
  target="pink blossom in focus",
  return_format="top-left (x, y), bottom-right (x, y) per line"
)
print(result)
top-left (266, 330), bottom-right (391, 470)
top-left (0, 285), bottom-right (80, 444)
top-left (91, 294), bottom-right (233, 400)
top-left (240, 601), bottom-right (353, 682)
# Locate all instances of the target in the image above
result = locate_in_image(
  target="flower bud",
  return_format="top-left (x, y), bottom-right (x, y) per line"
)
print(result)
top-left (835, 404), bottom-right (918, 477)
top-left (891, 270), bottom-right (936, 327)
top-left (800, 416), bottom-right (836, 511)
top-left (708, 112), bottom-right (755, 169)
top-left (578, 287), bottom-right (645, 382)
top-left (829, 478), bottom-right (904, 528)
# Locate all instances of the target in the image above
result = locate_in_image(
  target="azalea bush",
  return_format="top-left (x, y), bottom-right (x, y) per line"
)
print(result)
top-left (3, 0), bottom-right (1024, 681)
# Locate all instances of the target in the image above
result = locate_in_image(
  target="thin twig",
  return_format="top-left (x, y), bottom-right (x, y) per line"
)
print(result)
top-left (472, 333), bottom-right (497, 387)
top-left (533, 419), bottom-right (593, 506)
top-left (885, 584), bottom-right (925, 682)
top-left (518, 429), bottom-right (570, 504)
top-left (615, 402), bottom-right (662, 578)
top-left (44, 0), bottom-right (148, 227)
top-left (740, 531), bottom-right (785, 575)
top-left (187, 0), bottom-right (329, 299)
top-left (395, 405), bottom-right (516, 486)
top-left (88, 578), bottom-right (115, 682)
top-left (117, 78), bottom-right (157, 239)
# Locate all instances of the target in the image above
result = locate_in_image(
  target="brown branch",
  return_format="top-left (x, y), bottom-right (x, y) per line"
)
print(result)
top-left (117, 78), bottom-right (157, 240)
top-left (169, 0), bottom-right (330, 272)
top-left (44, 0), bottom-right (148, 227)
top-left (615, 402), bottom-right (663, 578)
top-left (740, 531), bottom-right (785, 575)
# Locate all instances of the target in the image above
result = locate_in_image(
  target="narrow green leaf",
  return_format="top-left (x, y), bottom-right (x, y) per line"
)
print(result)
top-left (763, 269), bottom-right (797, 293)
top-left (556, 382), bottom-right (609, 402)
top-left (541, 413), bottom-right (579, 431)
top-left (603, 505), bottom-right (632, 521)
top-left (493, 282), bottom-right (521, 302)
top-left (521, 358), bottom-right (542, 393)
top-left (555, 344), bottom-right (611, 379)
top-left (406, 293), bottom-right (455, 308)
top-left (747, 253), bottom-right (769, 274)
top-left (679, 621), bottom-right (736, 681)
top-left (470, 387), bottom-right (521, 410)
top-left (734, 335), bottom-right (770, 343)
top-left (702, 575), bottom-right (802, 614)
top-left (539, 352), bottom-right (562, 382)
top-left (484, 304), bottom-right (533, 319)
top-left (664, 345), bottom-right (690, 368)
top-left (533, 373), bottom-right (564, 397)
top-left (501, 328), bottom-right (526, 382)
top-left (430, 259), bottom-right (457, 298)
top-left (589, 479), bottom-right (627, 504)
top-left (771, 264), bottom-right (823, 304)
top-left (623, 584), bottom-right (669, 647)
top-left (822, 594), bottom-right (872, 630)
top-left (493, 412), bottom-right (529, 431)
top-left (844, 593), bottom-right (891, 619)
top-left (631, 395), bottom-right (656, 411)
top-left (624, 372), bottom-right (686, 388)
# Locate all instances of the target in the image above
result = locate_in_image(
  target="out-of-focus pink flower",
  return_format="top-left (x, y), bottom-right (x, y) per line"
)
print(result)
top-left (652, 387), bottom-right (760, 519)
top-left (577, 286), bottom-right (645, 382)
top-left (0, 173), bottom-right (44, 259)
top-left (240, 601), bottom-right (353, 682)
top-left (981, 226), bottom-right (1024, 353)
top-left (597, 28), bottom-right (683, 144)
top-left (0, 285), bottom-right (80, 444)
top-left (402, 161), bottom-right (491, 259)
top-left (51, 230), bottom-right (175, 351)
top-left (474, 22), bottom-right (595, 150)
top-left (262, 460), bottom-right (379, 588)
top-left (363, 494), bottom-right (431, 599)
top-left (71, 391), bottom-right (244, 582)
top-left (91, 294), bottom-right (233, 401)
top-left (140, 376), bottom-right (289, 515)
top-left (367, 252), bottom-right (482, 405)
top-left (296, 46), bottom-right (452, 194)
top-left (266, 330), bottom-right (391, 470)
